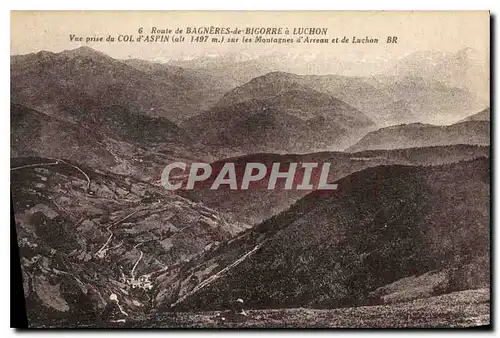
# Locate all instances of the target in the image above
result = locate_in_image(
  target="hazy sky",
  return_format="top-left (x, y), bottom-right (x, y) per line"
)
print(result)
top-left (11, 11), bottom-right (490, 63)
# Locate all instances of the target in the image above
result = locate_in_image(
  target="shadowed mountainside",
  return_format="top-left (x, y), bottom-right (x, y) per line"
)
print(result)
top-left (153, 158), bottom-right (489, 312)
top-left (10, 103), bottom-right (219, 181)
top-left (180, 145), bottom-right (489, 224)
top-left (183, 72), bottom-right (376, 154)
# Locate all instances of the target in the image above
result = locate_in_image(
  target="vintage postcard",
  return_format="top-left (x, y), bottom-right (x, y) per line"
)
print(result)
top-left (10, 11), bottom-right (490, 328)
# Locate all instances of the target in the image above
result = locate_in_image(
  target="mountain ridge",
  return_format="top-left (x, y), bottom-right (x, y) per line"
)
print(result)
top-left (346, 119), bottom-right (490, 152)
top-left (11, 46), bottom-right (235, 123)
top-left (156, 157), bottom-right (489, 312)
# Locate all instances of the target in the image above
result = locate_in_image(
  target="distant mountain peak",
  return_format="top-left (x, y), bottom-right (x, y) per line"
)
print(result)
top-left (457, 107), bottom-right (490, 123)
top-left (60, 46), bottom-right (109, 59)
top-left (245, 71), bottom-right (302, 84)
top-left (34, 50), bottom-right (56, 58)
top-left (346, 119), bottom-right (489, 152)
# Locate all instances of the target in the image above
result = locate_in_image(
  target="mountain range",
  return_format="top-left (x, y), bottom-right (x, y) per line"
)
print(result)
top-left (11, 47), bottom-right (489, 157)
top-left (10, 46), bottom-right (490, 327)
top-left (156, 158), bottom-right (489, 312)
top-left (458, 107), bottom-right (490, 123)
top-left (11, 46), bottom-right (234, 123)
top-left (168, 48), bottom-right (489, 101)
top-left (382, 48), bottom-right (489, 101)
top-left (10, 103), bottom-right (211, 182)
top-left (171, 48), bottom-right (488, 126)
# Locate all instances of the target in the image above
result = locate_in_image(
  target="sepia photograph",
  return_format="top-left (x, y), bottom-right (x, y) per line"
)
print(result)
top-left (9, 10), bottom-right (491, 328)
